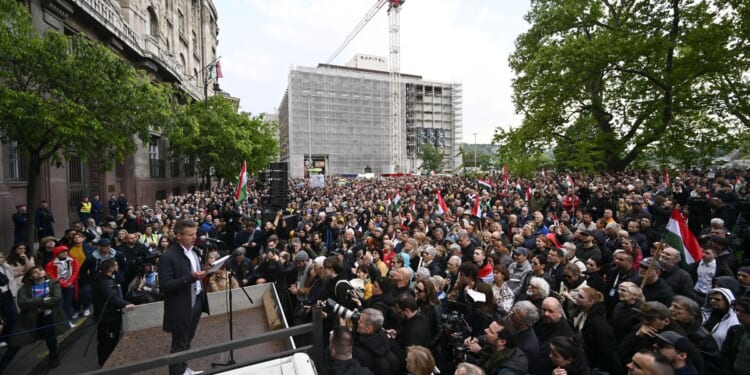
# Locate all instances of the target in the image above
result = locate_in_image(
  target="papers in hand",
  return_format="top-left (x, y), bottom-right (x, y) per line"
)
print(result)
top-left (466, 288), bottom-right (486, 303)
top-left (206, 255), bottom-right (230, 274)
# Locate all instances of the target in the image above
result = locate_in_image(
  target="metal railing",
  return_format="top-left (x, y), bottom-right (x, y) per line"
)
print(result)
top-left (82, 309), bottom-right (324, 375)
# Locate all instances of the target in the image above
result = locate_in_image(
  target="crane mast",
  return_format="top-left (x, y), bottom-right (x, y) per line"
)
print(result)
top-left (388, 1), bottom-right (402, 173)
top-left (326, 0), bottom-right (405, 174)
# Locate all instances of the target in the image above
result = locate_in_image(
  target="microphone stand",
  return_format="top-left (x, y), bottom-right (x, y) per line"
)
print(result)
top-left (211, 268), bottom-right (255, 367)
top-left (212, 270), bottom-right (236, 367)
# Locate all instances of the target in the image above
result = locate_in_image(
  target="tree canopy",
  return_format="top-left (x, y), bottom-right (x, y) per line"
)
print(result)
top-left (165, 96), bottom-right (278, 184)
top-left (0, 0), bottom-right (175, 239)
top-left (496, 0), bottom-right (750, 171)
top-left (418, 144), bottom-right (445, 173)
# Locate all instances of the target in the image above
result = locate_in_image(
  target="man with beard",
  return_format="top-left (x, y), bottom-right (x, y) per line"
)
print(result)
top-left (532, 297), bottom-right (576, 375)
top-left (659, 247), bottom-right (699, 302)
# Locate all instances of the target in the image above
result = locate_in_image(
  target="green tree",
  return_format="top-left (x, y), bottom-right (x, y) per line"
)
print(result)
top-left (0, 0), bottom-right (175, 241)
top-left (166, 96), bottom-right (278, 186)
top-left (497, 0), bottom-right (750, 171)
top-left (418, 144), bottom-right (444, 173)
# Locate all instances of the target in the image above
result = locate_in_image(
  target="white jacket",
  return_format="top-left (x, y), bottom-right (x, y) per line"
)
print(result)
top-left (701, 287), bottom-right (740, 349)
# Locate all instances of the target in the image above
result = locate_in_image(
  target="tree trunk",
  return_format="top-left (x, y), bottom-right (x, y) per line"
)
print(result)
top-left (24, 156), bottom-right (42, 249)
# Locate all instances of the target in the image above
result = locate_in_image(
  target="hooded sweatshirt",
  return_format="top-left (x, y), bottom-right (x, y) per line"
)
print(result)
top-left (702, 287), bottom-right (740, 349)
top-left (45, 245), bottom-right (79, 288)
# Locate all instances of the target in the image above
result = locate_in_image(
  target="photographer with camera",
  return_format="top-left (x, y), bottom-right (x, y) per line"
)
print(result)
top-left (462, 319), bottom-right (528, 375)
top-left (351, 308), bottom-right (404, 375)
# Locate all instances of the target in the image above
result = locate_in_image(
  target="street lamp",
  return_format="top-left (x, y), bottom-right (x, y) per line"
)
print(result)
top-left (473, 132), bottom-right (478, 169)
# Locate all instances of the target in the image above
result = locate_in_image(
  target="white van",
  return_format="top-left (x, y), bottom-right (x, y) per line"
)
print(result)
top-left (216, 353), bottom-right (317, 375)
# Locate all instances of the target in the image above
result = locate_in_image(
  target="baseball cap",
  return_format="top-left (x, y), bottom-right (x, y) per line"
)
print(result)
top-left (294, 251), bottom-right (310, 262)
top-left (640, 257), bottom-right (662, 271)
top-left (632, 301), bottom-right (670, 319)
top-left (653, 331), bottom-right (701, 363)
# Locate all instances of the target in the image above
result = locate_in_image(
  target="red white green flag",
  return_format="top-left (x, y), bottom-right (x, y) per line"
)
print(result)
top-left (565, 175), bottom-right (575, 188)
top-left (663, 208), bottom-right (702, 264)
top-left (471, 195), bottom-right (482, 218)
top-left (664, 168), bottom-right (669, 188)
top-left (234, 161), bottom-right (248, 202)
top-left (436, 189), bottom-right (451, 220)
top-left (477, 179), bottom-right (492, 191)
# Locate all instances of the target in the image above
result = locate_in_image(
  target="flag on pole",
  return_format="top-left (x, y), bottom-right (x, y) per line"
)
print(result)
top-left (477, 179), bottom-right (492, 191)
top-left (565, 175), bottom-right (575, 189)
top-left (234, 161), bottom-right (248, 202)
top-left (664, 168), bottom-right (669, 188)
top-left (393, 193), bottom-right (401, 208)
top-left (525, 186), bottom-right (532, 202)
top-left (737, 176), bottom-right (745, 192)
top-left (541, 168), bottom-right (546, 179)
top-left (207, 60), bottom-right (224, 80)
top-left (215, 60), bottom-right (223, 79)
top-left (436, 189), bottom-right (451, 220)
top-left (663, 208), bottom-right (702, 265)
top-left (471, 195), bottom-right (483, 218)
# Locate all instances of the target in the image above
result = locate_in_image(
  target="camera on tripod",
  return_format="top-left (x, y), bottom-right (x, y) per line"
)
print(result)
top-left (443, 311), bottom-right (472, 364)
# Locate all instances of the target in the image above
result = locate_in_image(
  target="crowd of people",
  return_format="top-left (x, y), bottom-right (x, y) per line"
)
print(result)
top-left (2, 168), bottom-right (750, 375)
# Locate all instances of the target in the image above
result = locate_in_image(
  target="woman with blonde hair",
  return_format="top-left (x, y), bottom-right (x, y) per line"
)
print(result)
top-left (405, 345), bottom-right (437, 375)
top-left (573, 287), bottom-right (621, 375)
top-left (611, 281), bottom-right (645, 339)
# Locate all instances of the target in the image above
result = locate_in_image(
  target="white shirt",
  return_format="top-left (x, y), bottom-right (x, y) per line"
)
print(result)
top-left (182, 245), bottom-right (202, 297)
top-left (695, 259), bottom-right (716, 294)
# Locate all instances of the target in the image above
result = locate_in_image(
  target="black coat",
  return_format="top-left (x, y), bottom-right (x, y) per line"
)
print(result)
top-left (397, 312), bottom-right (431, 348)
top-left (352, 330), bottom-right (403, 375)
top-left (580, 303), bottom-right (622, 375)
top-left (159, 244), bottom-right (209, 333)
top-left (92, 272), bottom-right (131, 323)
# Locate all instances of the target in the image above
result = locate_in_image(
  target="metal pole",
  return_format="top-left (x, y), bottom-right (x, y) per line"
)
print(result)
top-left (310, 307), bottom-right (324, 371)
top-left (200, 0), bottom-right (207, 109)
top-left (308, 95), bottom-right (312, 176)
top-left (473, 132), bottom-right (477, 168)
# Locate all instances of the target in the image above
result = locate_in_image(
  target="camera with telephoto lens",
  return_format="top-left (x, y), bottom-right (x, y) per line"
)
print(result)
top-left (443, 311), bottom-right (472, 364)
top-left (326, 298), bottom-right (360, 324)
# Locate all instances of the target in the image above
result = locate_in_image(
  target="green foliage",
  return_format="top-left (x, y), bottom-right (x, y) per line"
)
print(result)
top-left (418, 144), bottom-right (444, 173)
top-left (0, 9), bottom-right (175, 173)
top-left (501, 0), bottom-right (750, 170)
top-left (165, 96), bottom-right (278, 182)
top-left (0, 0), bottom-right (177, 241)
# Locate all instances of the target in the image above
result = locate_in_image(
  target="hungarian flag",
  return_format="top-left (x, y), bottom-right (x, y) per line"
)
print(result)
top-left (477, 179), bottom-right (492, 191)
top-left (471, 195), bottom-right (482, 218)
top-left (393, 193), bottom-right (401, 208)
top-left (541, 168), bottom-right (546, 179)
top-left (525, 186), bottom-right (532, 202)
top-left (664, 168), bottom-right (669, 188)
top-left (565, 174), bottom-right (575, 189)
top-left (737, 176), bottom-right (745, 192)
top-left (436, 189), bottom-right (451, 220)
top-left (234, 161), bottom-right (248, 201)
top-left (663, 209), bottom-right (702, 265)
top-left (208, 60), bottom-right (224, 80)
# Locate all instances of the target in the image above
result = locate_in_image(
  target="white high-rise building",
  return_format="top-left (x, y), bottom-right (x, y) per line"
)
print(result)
top-left (278, 58), bottom-right (463, 178)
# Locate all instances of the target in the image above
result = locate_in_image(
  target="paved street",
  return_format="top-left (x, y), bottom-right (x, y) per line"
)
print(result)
top-left (0, 317), bottom-right (99, 375)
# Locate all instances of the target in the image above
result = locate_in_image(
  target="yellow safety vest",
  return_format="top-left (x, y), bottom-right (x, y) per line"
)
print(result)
top-left (80, 201), bottom-right (92, 213)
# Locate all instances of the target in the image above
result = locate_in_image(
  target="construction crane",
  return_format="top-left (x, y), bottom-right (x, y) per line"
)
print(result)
top-left (326, 0), bottom-right (405, 173)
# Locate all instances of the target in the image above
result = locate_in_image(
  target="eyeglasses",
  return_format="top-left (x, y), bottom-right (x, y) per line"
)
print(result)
top-left (415, 288), bottom-right (425, 293)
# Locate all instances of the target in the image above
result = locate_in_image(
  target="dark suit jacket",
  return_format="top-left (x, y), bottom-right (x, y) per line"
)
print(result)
top-left (159, 244), bottom-right (209, 333)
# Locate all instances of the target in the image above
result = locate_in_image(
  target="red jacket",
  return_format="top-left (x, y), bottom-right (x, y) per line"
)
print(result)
top-left (45, 245), bottom-right (80, 298)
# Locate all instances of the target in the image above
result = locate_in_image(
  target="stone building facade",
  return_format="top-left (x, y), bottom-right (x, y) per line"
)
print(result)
top-left (0, 0), bottom-right (219, 244)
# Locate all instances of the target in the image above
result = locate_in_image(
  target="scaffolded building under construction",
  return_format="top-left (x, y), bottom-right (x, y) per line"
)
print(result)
top-left (278, 55), bottom-right (463, 178)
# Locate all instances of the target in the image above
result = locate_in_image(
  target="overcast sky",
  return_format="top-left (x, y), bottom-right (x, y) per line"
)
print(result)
top-left (214, 0), bottom-right (531, 145)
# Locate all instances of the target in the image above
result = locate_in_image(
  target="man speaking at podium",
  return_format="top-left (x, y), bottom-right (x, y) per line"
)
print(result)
top-left (159, 220), bottom-right (209, 375)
